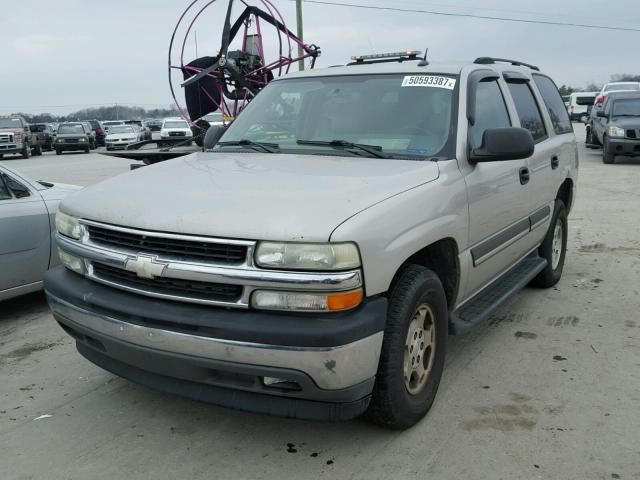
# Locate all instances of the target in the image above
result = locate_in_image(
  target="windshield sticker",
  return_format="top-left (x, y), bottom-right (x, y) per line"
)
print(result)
top-left (401, 75), bottom-right (456, 90)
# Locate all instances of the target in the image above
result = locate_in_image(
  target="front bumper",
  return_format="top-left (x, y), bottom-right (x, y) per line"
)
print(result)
top-left (0, 142), bottom-right (24, 154)
top-left (607, 137), bottom-right (640, 156)
top-left (44, 267), bottom-right (386, 420)
top-left (56, 141), bottom-right (88, 151)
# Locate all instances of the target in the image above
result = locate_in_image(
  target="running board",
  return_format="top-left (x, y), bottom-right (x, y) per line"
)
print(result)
top-left (449, 253), bottom-right (547, 335)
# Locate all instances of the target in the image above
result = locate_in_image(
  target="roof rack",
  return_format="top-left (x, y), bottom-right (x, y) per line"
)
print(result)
top-left (348, 50), bottom-right (423, 66)
top-left (473, 57), bottom-right (540, 71)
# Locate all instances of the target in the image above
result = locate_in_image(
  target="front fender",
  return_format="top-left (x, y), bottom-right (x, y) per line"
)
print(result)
top-left (330, 161), bottom-right (469, 296)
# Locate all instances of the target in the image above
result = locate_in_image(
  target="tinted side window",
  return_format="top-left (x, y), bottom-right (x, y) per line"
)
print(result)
top-left (470, 80), bottom-right (511, 147)
top-left (3, 174), bottom-right (31, 198)
top-left (507, 82), bottom-right (547, 142)
top-left (0, 174), bottom-right (12, 200)
top-left (533, 75), bottom-right (572, 135)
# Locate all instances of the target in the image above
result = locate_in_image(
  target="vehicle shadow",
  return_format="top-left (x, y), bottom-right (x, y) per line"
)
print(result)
top-left (0, 291), bottom-right (49, 323)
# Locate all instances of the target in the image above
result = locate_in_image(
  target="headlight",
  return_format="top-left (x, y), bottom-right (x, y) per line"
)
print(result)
top-left (58, 249), bottom-right (86, 275)
top-left (55, 211), bottom-right (82, 239)
top-left (251, 289), bottom-right (363, 312)
top-left (79, 137), bottom-right (87, 142)
top-left (255, 242), bottom-right (361, 271)
top-left (608, 126), bottom-right (625, 137)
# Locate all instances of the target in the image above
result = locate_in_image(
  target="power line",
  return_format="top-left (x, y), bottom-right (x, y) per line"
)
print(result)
top-left (290, 0), bottom-right (640, 32)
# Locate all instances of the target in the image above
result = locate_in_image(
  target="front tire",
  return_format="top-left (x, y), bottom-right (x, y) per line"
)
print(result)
top-left (531, 200), bottom-right (568, 288)
top-left (367, 265), bottom-right (448, 429)
top-left (33, 144), bottom-right (42, 156)
top-left (602, 137), bottom-right (615, 164)
top-left (22, 143), bottom-right (31, 159)
top-left (55, 148), bottom-right (62, 155)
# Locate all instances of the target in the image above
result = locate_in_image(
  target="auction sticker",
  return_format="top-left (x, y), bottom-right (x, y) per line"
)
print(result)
top-left (401, 75), bottom-right (456, 89)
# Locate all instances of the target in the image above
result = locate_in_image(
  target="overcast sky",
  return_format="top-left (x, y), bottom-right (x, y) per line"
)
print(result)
top-left (1, 0), bottom-right (639, 115)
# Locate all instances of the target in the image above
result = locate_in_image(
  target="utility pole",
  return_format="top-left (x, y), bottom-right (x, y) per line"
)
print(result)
top-left (296, 0), bottom-right (304, 71)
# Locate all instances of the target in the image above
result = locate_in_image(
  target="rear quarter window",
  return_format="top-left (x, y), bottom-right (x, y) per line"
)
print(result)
top-left (507, 82), bottom-right (548, 142)
top-left (533, 74), bottom-right (573, 135)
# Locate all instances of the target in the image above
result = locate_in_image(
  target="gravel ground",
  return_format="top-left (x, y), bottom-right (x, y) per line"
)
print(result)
top-left (0, 124), bottom-right (638, 480)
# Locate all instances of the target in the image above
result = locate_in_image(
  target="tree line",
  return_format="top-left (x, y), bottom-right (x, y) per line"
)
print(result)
top-left (9, 104), bottom-right (180, 124)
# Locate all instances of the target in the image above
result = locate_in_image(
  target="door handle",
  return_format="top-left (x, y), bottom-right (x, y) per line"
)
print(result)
top-left (519, 167), bottom-right (530, 185)
top-left (551, 155), bottom-right (559, 169)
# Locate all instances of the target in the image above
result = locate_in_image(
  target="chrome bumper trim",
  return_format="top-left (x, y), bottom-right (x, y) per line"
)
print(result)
top-left (48, 294), bottom-right (383, 390)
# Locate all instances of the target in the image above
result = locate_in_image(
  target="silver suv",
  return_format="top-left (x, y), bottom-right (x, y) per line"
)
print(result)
top-left (45, 54), bottom-right (578, 429)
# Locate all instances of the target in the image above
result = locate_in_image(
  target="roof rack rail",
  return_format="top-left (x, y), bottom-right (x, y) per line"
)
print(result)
top-left (473, 57), bottom-right (540, 71)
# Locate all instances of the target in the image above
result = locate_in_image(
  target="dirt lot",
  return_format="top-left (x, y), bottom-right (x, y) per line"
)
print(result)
top-left (1, 124), bottom-right (639, 480)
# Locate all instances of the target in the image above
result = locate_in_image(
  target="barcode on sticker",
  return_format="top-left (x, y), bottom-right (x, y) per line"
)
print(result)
top-left (401, 75), bottom-right (456, 89)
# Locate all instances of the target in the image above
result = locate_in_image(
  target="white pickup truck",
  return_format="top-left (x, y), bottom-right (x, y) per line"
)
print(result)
top-left (45, 54), bottom-right (578, 429)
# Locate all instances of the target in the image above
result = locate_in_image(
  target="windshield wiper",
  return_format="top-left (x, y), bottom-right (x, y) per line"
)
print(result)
top-left (296, 139), bottom-right (389, 159)
top-left (217, 139), bottom-right (280, 153)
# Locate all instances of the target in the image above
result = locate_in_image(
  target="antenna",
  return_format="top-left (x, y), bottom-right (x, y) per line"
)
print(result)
top-left (418, 48), bottom-right (429, 66)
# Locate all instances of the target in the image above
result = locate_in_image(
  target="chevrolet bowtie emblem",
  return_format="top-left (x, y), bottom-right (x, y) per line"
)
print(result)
top-left (124, 255), bottom-right (167, 279)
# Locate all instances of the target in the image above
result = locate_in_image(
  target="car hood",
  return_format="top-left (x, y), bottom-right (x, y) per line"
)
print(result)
top-left (610, 117), bottom-right (640, 128)
top-left (60, 152), bottom-right (440, 242)
top-left (39, 182), bottom-right (83, 201)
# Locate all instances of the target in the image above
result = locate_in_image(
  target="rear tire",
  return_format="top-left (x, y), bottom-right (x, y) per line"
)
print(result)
top-left (366, 265), bottom-right (448, 429)
top-left (531, 200), bottom-right (567, 288)
top-left (33, 144), bottom-right (42, 156)
top-left (22, 143), bottom-right (31, 159)
top-left (84, 147), bottom-right (90, 153)
top-left (602, 137), bottom-right (615, 164)
top-left (55, 148), bottom-right (62, 155)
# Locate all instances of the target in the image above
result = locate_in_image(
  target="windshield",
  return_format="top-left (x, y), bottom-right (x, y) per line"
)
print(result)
top-left (0, 118), bottom-right (22, 129)
top-left (605, 83), bottom-right (640, 93)
top-left (219, 74), bottom-right (457, 159)
top-left (164, 120), bottom-right (188, 129)
top-left (612, 99), bottom-right (640, 116)
top-left (109, 126), bottom-right (135, 134)
top-left (58, 124), bottom-right (85, 134)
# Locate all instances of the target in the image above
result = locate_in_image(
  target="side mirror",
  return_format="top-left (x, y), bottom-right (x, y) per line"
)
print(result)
top-left (470, 127), bottom-right (534, 163)
top-left (596, 110), bottom-right (607, 118)
top-left (203, 125), bottom-right (226, 150)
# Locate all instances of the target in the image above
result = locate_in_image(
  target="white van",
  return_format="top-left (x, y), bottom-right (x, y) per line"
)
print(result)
top-left (567, 92), bottom-right (597, 122)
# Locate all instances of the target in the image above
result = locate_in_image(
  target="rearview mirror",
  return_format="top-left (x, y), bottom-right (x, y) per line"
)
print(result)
top-left (596, 110), bottom-right (607, 118)
top-left (470, 127), bottom-right (534, 163)
top-left (203, 125), bottom-right (226, 150)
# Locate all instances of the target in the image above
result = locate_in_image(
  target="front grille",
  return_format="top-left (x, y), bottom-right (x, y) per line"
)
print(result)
top-left (65, 138), bottom-right (79, 143)
top-left (92, 262), bottom-right (243, 302)
top-left (0, 133), bottom-right (12, 144)
top-left (169, 131), bottom-right (186, 137)
top-left (86, 224), bottom-right (248, 264)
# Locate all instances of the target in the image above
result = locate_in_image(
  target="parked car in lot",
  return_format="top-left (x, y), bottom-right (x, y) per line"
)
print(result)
top-left (592, 92), bottom-right (640, 163)
top-left (87, 120), bottom-right (106, 146)
top-left (102, 120), bottom-right (125, 134)
top-left (0, 116), bottom-right (41, 159)
top-left (160, 117), bottom-right (193, 143)
top-left (105, 125), bottom-right (143, 150)
top-left (30, 123), bottom-right (55, 152)
top-left (593, 81), bottom-right (640, 111)
top-left (80, 122), bottom-right (97, 149)
top-left (45, 54), bottom-right (577, 429)
top-left (54, 123), bottom-right (92, 154)
top-left (567, 91), bottom-right (597, 122)
top-left (144, 119), bottom-right (163, 132)
top-left (0, 163), bottom-right (81, 302)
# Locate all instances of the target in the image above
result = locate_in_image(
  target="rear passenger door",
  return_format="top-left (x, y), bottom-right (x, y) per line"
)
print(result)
top-left (504, 75), bottom-right (558, 237)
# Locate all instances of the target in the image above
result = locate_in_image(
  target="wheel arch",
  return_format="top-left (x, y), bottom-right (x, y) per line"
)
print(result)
top-left (389, 238), bottom-right (460, 310)
top-left (556, 177), bottom-right (574, 212)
